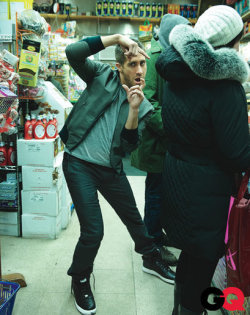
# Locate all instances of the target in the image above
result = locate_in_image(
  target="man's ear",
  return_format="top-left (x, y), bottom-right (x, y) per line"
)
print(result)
top-left (116, 62), bottom-right (122, 73)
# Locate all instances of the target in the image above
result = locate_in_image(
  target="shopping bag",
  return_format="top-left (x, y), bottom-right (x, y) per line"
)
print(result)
top-left (139, 20), bottom-right (153, 42)
top-left (225, 171), bottom-right (250, 296)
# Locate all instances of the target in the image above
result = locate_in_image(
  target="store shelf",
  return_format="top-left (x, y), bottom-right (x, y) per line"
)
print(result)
top-left (41, 13), bottom-right (161, 23)
top-left (242, 10), bottom-right (250, 21)
top-left (0, 165), bottom-right (17, 171)
top-left (18, 96), bottom-right (44, 101)
top-left (0, 207), bottom-right (18, 212)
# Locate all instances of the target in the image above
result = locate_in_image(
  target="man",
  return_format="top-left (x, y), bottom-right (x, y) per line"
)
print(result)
top-left (131, 14), bottom-right (190, 267)
top-left (60, 34), bottom-right (175, 315)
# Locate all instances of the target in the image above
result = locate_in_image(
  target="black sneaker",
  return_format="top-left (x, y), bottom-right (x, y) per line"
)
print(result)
top-left (142, 249), bottom-right (175, 284)
top-left (71, 277), bottom-right (96, 315)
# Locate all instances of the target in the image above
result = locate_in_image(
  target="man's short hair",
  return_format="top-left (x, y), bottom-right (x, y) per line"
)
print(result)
top-left (115, 38), bottom-right (144, 65)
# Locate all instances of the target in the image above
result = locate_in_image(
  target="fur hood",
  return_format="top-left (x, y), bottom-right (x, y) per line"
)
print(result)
top-left (156, 24), bottom-right (249, 83)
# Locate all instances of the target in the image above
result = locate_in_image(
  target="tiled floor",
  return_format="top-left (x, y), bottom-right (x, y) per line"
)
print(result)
top-left (1, 176), bottom-right (222, 315)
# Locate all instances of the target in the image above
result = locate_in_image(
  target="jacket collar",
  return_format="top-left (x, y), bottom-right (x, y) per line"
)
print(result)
top-left (157, 24), bottom-right (249, 83)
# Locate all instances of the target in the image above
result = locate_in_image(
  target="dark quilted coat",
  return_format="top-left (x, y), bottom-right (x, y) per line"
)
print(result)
top-left (155, 25), bottom-right (250, 262)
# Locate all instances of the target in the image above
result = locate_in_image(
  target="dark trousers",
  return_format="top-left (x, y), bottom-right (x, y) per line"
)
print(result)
top-left (176, 251), bottom-right (219, 312)
top-left (144, 172), bottom-right (166, 247)
top-left (63, 153), bottom-right (155, 279)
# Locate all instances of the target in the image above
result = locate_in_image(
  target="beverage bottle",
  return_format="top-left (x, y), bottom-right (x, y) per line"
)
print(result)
top-left (30, 114), bottom-right (37, 137)
top-left (0, 141), bottom-right (7, 166)
top-left (7, 142), bottom-right (16, 166)
top-left (45, 114), bottom-right (57, 139)
top-left (24, 115), bottom-right (33, 140)
top-left (33, 115), bottom-right (46, 139)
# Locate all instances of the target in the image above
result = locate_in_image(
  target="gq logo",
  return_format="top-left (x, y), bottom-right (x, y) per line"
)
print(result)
top-left (201, 287), bottom-right (245, 311)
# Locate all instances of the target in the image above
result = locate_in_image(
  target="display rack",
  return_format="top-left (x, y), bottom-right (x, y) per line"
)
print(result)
top-left (41, 13), bottom-right (161, 23)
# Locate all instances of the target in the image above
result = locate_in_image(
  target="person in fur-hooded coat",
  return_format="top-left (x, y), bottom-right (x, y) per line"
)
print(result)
top-left (155, 5), bottom-right (250, 315)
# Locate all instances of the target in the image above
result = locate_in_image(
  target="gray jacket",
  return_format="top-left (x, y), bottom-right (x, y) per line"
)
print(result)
top-left (60, 36), bottom-right (153, 173)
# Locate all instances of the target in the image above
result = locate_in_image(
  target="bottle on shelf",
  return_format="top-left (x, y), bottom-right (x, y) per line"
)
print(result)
top-left (7, 142), bottom-right (16, 166)
top-left (30, 114), bottom-right (37, 137)
top-left (24, 115), bottom-right (33, 140)
top-left (45, 114), bottom-right (57, 139)
top-left (0, 141), bottom-right (7, 166)
top-left (34, 115), bottom-right (46, 139)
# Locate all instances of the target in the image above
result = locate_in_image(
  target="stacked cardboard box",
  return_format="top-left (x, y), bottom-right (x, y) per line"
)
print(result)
top-left (17, 138), bottom-right (68, 239)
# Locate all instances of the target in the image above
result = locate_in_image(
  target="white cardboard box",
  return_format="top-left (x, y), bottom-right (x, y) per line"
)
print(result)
top-left (22, 213), bottom-right (61, 239)
top-left (0, 223), bottom-right (19, 236)
top-left (17, 137), bottom-right (60, 166)
top-left (22, 153), bottom-right (63, 191)
top-left (0, 211), bottom-right (18, 225)
top-left (22, 188), bottom-right (62, 217)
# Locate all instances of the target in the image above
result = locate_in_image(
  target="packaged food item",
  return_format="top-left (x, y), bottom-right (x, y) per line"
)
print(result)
top-left (109, 1), bottom-right (115, 16)
top-left (96, 1), bottom-right (102, 16)
top-left (139, 2), bottom-right (145, 17)
top-left (18, 39), bottom-right (41, 87)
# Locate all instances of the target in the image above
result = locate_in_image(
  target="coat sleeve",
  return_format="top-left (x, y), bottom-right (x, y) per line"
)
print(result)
top-left (120, 112), bottom-right (152, 153)
top-left (65, 36), bottom-right (105, 83)
top-left (211, 81), bottom-right (250, 172)
top-left (143, 52), bottom-right (166, 136)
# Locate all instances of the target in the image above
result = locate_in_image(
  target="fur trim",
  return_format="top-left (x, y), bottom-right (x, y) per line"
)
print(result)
top-left (169, 25), bottom-right (249, 83)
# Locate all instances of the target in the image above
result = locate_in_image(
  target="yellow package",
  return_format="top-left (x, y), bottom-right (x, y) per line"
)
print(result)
top-left (18, 39), bottom-right (41, 87)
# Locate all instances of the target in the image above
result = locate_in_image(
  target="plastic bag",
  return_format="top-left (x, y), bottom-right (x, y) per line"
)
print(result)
top-left (18, 10), bottom-right (48, 36)
top-left (139, 19), bottom-right (153, 42)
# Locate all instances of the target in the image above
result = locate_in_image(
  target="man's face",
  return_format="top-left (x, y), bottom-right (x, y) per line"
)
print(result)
top-left (116, 55), bottom-right (147, 88)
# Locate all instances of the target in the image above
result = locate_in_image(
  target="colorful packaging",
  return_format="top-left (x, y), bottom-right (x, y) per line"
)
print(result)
top-left (185, 5), bottom-right (192, 19)
top-left (102, 0), bottom-right (109, 15)
top-left (191, 5), bottom-right (198, 19)
top-left (133, 1), bottom-right (140, 17)
top-left (145, 3), bottom-right (152, 18)
top-left (157, 3), bottom-right (164, 17)
top-left (173, 4), bottom-right (180, 15)
top-left (18, 39), bottom-right (41, 87)
top-left (127, 1), bottom-right (134, 16)
top-left (139, 2), bottom-right (145, 17)
top-left (167, 4), bottom-right (174, 14)
top-left (109, 1), bottom-right (115, 15)
top-left (96, 1), bottom-right (102, 16)
top-left (180, 5), bottom-right (185, 17)
top-left (115, 1), bottom-right (121, 16)
top-left (121, 1), bottom-right (128, 16)
top-left (151, 3), bottom-right (157, 18)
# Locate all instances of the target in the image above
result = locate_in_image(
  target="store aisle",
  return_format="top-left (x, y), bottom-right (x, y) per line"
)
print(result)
top-left (2, 176), bottom-right (222, 315)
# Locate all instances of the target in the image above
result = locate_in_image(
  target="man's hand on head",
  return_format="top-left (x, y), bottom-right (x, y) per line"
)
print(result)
top-left (118, 35), bottom-right (150, 60)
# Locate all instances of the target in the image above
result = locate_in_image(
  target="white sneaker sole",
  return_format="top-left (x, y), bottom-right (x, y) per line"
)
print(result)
top-left (75, 300), bottom-right (96, 315)
top-left (142, 267), bottom-right (175, 284)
